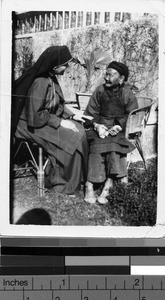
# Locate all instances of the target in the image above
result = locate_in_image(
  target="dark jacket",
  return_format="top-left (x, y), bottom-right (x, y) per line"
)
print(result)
top-left (84, 83), bottom-right (138, 154)
top-left (85, 83), bottom-right (138, 132)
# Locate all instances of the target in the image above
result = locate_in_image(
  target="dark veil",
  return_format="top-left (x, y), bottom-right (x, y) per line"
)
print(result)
top-left (12, 45), bottom-right (72, 133)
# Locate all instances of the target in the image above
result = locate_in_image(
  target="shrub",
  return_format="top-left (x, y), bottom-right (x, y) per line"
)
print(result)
top-left (106, 158), bottom-right (157, 226)
top-left (14, 38), bottom-right (33, 79)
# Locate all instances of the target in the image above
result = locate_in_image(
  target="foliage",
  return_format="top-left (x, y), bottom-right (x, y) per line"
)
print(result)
top-left (106, 158), bottom-right (157, 226)
top-left (74, 49), bottom-right (112, 92)
top-left (14, 39), bottom-right (33, 79)
top-left (68, 15), bottom-right (158, 96)
top-left (111, 17), bottom-right (158, 96)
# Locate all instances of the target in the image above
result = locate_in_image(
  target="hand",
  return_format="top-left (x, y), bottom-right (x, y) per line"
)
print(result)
top-left (94, 123), bottom-right (108, 139)
top-left (72, 110), bottom-right (93, 123)
top-left (72, 110), bottom-right (85, 123)
top-left (108, 125), bottom-right (122, 136)
top-left (60, 119), bottom-right (79, 132)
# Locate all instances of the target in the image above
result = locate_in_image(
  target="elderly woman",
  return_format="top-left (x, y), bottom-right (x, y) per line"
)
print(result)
top-left (84, 61), bottom-right (138, 204)
top-left (12, 45), bottom-right (88, 195)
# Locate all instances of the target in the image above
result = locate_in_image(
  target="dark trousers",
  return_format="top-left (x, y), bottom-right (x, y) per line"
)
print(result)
top-left (87, 152), bottom-right (127, 183)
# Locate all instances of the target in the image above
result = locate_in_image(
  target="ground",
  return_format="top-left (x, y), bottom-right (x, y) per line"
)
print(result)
top-left (11, 158), bottom-right (157, 226)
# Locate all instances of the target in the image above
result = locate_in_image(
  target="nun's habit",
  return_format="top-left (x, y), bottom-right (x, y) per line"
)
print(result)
top-left (12, 46), bottom-right (88, 194)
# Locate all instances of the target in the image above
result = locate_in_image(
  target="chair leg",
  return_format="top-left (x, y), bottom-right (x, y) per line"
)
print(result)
top-left (126, 152), bottom-right (133, 169)
top-left (135, 137), bottom-right (147, 169)
top-left (37, 147), bottom-right (45, 197)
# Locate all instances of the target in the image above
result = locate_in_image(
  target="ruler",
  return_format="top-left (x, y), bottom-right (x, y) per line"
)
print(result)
top-left (1, 275), bottom-right (165, 300)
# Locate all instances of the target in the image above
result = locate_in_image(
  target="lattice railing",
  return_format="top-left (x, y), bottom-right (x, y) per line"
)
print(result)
top-left (13, 11), bottom-right (142, 36)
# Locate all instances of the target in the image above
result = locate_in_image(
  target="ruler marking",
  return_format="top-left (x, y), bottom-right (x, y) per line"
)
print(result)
top-left (69, 275), bottom-right (70, 290)
top-left (23, 287), bottom-right (25, 300)
top-left (87, 280), bottom-right (89, 290)
top-left (32, 277), bottom-right (34, 290)
top-left (142, 275), bottom-right (144, 290)
top-left (105, 276), bottom-right (107, 290)
top-left (2, 275), bottom-right (165, 297)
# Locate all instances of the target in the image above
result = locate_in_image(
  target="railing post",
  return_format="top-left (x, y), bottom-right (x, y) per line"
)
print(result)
top-left (91, 11), bottom-right (94, 25)
top-left (75, 11), bottom-right (78, 28)
top-left (44, 13), bottom-right (47, 31)
top-left (82, 11), bottom-right (87, 27)
top-left (62, 11), bottom-right (65, 29)
top-left (39, 14), bottom-right (41, 32)
top-left (34, 16), bottom-right (36, 32)
top-left (50, 12), bottom-right (53, 29)
top-left (110, 12), bottom-right (115, 23)
top-left (100, 12), bottom-right (105, 24)
top-left (68, 11), bottom-right (71, 28)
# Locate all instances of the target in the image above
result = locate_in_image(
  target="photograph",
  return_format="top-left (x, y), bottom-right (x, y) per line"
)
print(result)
top-left (0, 0), bottom-right (165, 238)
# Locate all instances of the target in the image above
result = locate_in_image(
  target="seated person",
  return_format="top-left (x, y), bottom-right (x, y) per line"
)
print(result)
top-left (84, 61), bottom-right (138, 204)
top-left (12, 45), bottom-right (89, 195)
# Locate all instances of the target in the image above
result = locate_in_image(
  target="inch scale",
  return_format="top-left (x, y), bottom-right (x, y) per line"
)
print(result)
top-left (1, 275), bottom-right (165, 300)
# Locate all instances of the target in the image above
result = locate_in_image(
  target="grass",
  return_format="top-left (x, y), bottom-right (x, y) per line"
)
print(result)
top-left (106, 158), bottom-right (157, 226)
top-left (11, 158), bottom-right (157, 226)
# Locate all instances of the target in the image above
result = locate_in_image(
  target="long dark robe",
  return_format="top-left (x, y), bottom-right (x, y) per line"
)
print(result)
top-left (15, 76), bottom-right (88, 194)
top-left (13, 46), bottom-right (88, 194)
top-left (84, 83), bottom-right (138, 181)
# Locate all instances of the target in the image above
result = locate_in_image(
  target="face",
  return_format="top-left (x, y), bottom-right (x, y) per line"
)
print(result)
top-left (51, 62), bottom-right (69, 76)
top-left (104, 68), bottom-right (124, 88)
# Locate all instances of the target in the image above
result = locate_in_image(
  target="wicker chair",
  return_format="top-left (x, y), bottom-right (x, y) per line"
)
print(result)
top-left (75, 92), bottom-right (155, 169)
top-left (125, 97), bottom-right (155, 169)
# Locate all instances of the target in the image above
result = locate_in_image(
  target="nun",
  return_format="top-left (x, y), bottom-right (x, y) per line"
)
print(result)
top-left (12, 45), bottom-right (88, 195)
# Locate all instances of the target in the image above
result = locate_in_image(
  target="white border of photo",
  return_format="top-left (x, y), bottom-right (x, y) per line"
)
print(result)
top-left (0, 0), bottom-right (165, 238)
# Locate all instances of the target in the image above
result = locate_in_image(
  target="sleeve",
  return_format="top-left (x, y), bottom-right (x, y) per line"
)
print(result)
top-left (26, 78), bottom-right (61, 129)
top-left (84, 87), bottom-right (101, 123)
top-left (62, 105), bottom-right (74, 119)
top-left (115, 88), bottom-right (138, 131)
top-left (125, 89), bottom-right (138, 114)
